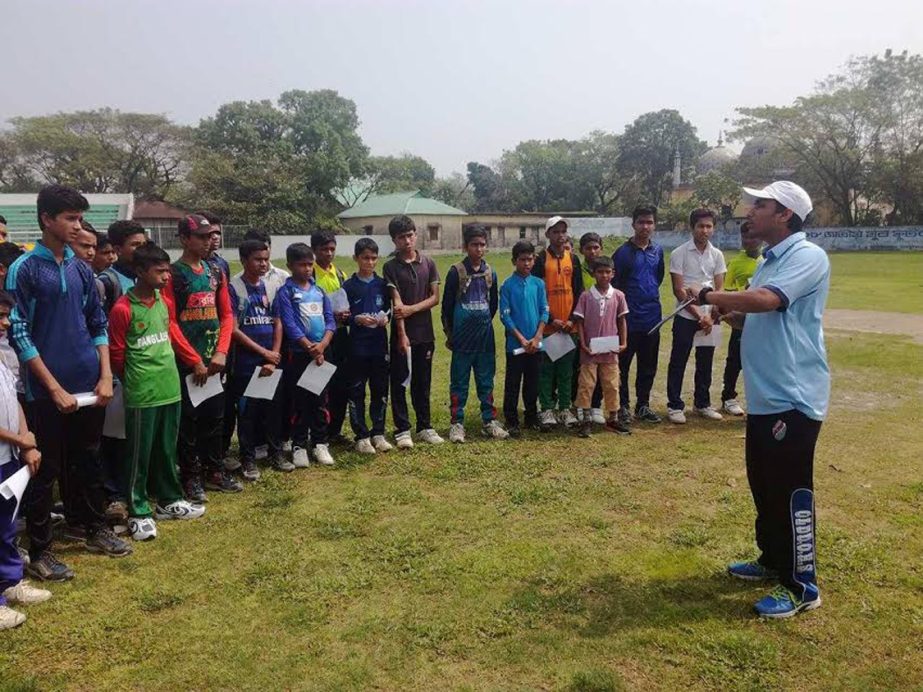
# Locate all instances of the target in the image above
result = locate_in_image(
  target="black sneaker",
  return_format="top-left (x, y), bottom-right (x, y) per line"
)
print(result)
top-left (507, 424), bottom-right (522, 439)
top-left (241, 459), bottom-right (261, 482)
top-left (270, 455), bottom-right (296, 473)
top-left (635, 405), bottom-right (662, 423)
top-left (184, 476), bottom-right (208, 504)
top-left (578, 421), bottom-right (592, 439)
top-left (205, 470), bottom-right (244, 493)
top-left (26, 551), bottom-right (75, 581)
top-left (605, 419), bottom-right (632, 435)
top-left (86, 527), bottom-right (133, 557)
top-left (524, 415), bottom-right (541, 431)
top-left (617, 406), bottom-right (633, 425)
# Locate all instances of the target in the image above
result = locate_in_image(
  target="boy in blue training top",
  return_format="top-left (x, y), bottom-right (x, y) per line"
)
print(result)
top-left (499, 240), bottom-right (549, 437)
top-left (227, 239), bottom-right (284, 479)
top-left (342, 238), bottom-right (392, 455)
top-left (442, 224), bottom-right (508, 443)
top-left (274, 243), bottom-right (336, 468)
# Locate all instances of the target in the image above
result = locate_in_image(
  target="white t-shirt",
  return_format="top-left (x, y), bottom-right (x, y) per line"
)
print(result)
top-left (669, 239), bottom-right (727, 320)
top-left (0, 360), bottom-right (20, 466)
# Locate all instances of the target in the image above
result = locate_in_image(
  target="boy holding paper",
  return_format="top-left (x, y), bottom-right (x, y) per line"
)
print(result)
top-left (499, 241), bottom-right (548, 437)
top-left (0, 289), bottom-right (50, 630)
top-left (275, 243), bottom-right (336, 467)
top-left (162, 214), bottom-right (240, 502)
top-left (108, 242), bottom-right (205, 541)
top-left (573, 257), bottom-right (630, 438)
top-left (227, 239), bottom-right (283, 480)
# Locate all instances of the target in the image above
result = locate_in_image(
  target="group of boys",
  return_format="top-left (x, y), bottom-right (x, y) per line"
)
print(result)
top-left (0, 184), bottom-right (768, 630)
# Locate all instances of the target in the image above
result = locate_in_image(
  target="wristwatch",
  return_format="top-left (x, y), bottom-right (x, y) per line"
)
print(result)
top-left (698, 286), bottom-right (713, 305)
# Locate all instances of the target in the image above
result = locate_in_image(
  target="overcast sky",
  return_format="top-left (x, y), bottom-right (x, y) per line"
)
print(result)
top-left (4, 0), bottom-right (922, 175)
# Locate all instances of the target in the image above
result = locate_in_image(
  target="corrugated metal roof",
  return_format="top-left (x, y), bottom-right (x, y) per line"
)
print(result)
top-left (338, 191), bottom-right (466, 218)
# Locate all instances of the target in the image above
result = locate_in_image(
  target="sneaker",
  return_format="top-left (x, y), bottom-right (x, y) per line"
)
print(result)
top-left (26, 551), bottom-right (74, 582)
top-left (222, 456), bottom-right (242, 472)
top-left (128, 517), bottom-right (157, 541)
top-left (155, 500), bottom-right (206, 521)
top-left (578, 421), bottom-right (592, 438)
top-left (754, 585), bottom-right (821, 619)
top-left (635, 405), bottom-right (662, 423)
top-left (558, 409), bottom-right (579, 428)
top-left (105, 500), bottom-right (128, 525)
top-left (184, 476), bottom-right (207, 503)
top-left (2, 580), bottom-right (52, 605)
top-left (292, 447), bottom-right (310, 468)
top-left (617, 406), bottom-right (633, 425)
top-left (282, 440), bottom-right (293, 453)
top-left (254, 444), bottom-right (269, 461)
top-left (524, 415), bottom-right (541, 431)
top-left (727, 560), bottom-right (778, 581)
top-left (0, 605), bottom-right (26, 630)
top-left (694, 406), bottom-right (724, 421)
top-left (371, 435), bottom-right (393, 452)
top-left (575, 408), bottom-right (585, 423)
top-left (448, 423), bottom-right (466, 444)
top-left (15, 541), bottom-right (29, 566)
top-left (61, 523), bottom-right (87, 543)
top-left (241, 459), bottom-right (261, 481)
top-left (590, 408), bottom-right (606, 425)
top-left (508, 424), bottom-right (522, 439)
top-left (482, 420), bottom-right (510, 440)
top-left (356, 438), bottom-right (377, 454)
top-left (86, 527), bottom-right (133, 557)
top-left (605, 418), bottom-right (632, 435)
top-left (395, 431), bottom-right (414, 449)
top-left (417, 428), bottom-right (445, 445)
top-left (539, 409), bottom-right (557, 431)
top-left (723, 399), bottom-right (746, 417)
top-left (205, 470), bottom-right (244, 493)
top-left (270, 455), bottom-right (296, 472)
top-left (313, 444), bottom-right (335, 466)
top-left (667, 408), bottom-right (687, 424)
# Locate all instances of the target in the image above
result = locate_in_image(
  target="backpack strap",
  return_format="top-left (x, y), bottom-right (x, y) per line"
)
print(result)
top-left (98, 267), bottom-right (123, 314)
top-left (454, 260), bottom-right (492, 298)
top-left (230, 276), bottom-right (250, 327)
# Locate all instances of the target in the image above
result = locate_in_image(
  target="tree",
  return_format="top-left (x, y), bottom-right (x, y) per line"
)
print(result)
top-left (574, 130), bottom-right (641, 215)
top-left (618, 110), bottom-right (707, 206)
top-left (0, 133), bottom-right (39, 192)
top-left (466, 161), bottom-right (513, 212)
top-left (694, 169), bottom-right (741, 221)
top-left (430, 172), bottom-right (474, 211)
top-left (335, 154), bottom-right (436, 206)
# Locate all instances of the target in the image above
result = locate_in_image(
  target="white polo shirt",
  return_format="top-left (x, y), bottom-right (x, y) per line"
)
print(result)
top-left (669, 239), bottom-right (726, 320)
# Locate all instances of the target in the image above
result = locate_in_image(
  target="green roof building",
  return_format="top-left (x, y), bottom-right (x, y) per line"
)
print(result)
top-left (337, 191), bottom-right (466, 250)
top-left (0, 193), bottom-right (134, 244)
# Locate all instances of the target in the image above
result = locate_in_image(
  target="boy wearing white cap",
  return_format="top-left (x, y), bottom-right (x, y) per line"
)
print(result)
top-left (687, 181), bottom-right (828, 618)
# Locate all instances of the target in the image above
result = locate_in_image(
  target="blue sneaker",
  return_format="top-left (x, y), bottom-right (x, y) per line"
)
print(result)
top-left (728, 560), bottom-right (778, 581)
top-left (754, 585), bottom-right (821, 619)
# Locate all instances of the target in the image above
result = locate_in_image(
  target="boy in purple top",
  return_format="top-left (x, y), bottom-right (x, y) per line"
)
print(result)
top-left (573, 257), bottom-right (630, 437)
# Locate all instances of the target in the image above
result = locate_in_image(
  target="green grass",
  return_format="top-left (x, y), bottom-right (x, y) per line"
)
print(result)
top-left (2, 252), bottom-right (921, 690)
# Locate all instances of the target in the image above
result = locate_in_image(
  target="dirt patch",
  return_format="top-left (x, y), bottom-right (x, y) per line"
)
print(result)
top-left (825, 309), bottom-right (923, 344)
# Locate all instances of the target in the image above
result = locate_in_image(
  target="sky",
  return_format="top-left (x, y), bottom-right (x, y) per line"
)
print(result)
top-left (3, 0), bottom-right (922, 175)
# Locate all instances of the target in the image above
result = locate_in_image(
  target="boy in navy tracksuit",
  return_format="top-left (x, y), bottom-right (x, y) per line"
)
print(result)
top-left (6, 185), bottom-right (132, 582)
top-left (227, 239), bottom-right (284, 479)
top-left (442, 225), bottom-right (507, 443)
top-left (274, 243), bottom-right (336, 468)
top-left (342, 238), bottom-right (392, 455)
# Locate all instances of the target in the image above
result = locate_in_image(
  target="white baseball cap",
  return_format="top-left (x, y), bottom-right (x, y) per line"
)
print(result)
top-left (742, 181), bottom-right (813, 222)
top-left (545, 215), bottom-right (568, 232)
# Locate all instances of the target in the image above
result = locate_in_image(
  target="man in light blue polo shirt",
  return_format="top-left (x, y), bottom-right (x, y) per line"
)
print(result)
top-left (688, 180), bottom-right (829, 619)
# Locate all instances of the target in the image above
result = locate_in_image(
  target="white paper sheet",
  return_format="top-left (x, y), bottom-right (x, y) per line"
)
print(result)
top-left (102, 382), bottom-right (126, 439)
top-left (184, 373), bottom-right (224, 408)
top-left (589, 336), bottom-right (621, 354)
top-left (327, 288), bottom-right (351, 314)
top-left (243, 366), bottom-right (283, 400)
top-left (543, 332), bottom-right (576, 362)
top-left (297, 360), bottom-right (337, 395)
top-left (401, 350), bottom-right (412, 388)
top-left (512, 341), bottom-right (544, 356)
top-left (693, 306), bottom-right (723, 348)
top-left (74, 392), bottom-right (99, 409)
top-left (0, 465), bottom-right (31, 521)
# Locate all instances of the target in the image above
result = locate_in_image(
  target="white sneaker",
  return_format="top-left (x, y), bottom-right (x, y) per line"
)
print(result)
top-left (667, 408), bottom-right (687, 424)
top-left (395, 431), bottom-right (414, 449)
top-left (575, 408), bottom-right (585, 423)
top-left (313, 444), bottom-right (335, 466)
top-left (417, 428), bottom-right (445, 444)
top-left (155, 500), bottom-right (206, 520)
top-left (356, 438), bottom-right (376, 454)
top-left (694, 406), bottom-right (724, 421)
top-left (371, 435), bottom-right (393, 452)
top-left (292, 446), bottom-right (310, 468)
top-left (222, 456), bottom-right (241, 472)
top-left (2, 580), bottom-right (52, 605)
top-left (0, 605), bottom-right (26, 630)
top-left (558, 409), bottom-right (578, 427)
top-left (482, 420), bottom-right (510, 439)
top-left (539, 409), bottom-right (558, 428)
top-left (254, 444), bottom-right (269, 460)
top-left (590, 408), bottom-right (606, 425)
top-left (723, 399), bottom-right (746, 416)
top-left (128, 517), bottom-right (157, 541)
top-left (448, 423), bottom-right (466, 443)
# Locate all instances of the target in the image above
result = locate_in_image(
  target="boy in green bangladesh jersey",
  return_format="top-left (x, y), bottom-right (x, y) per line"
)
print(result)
top-left (108, 242), bottom-right (205, 541)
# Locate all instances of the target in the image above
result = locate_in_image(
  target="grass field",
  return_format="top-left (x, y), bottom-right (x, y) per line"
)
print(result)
top-left (2, 250), bottom-right (921, 691)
